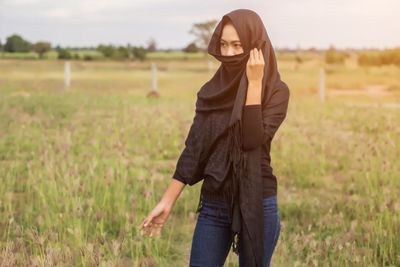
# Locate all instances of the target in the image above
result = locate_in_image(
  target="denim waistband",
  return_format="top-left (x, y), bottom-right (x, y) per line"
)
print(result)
top-left (200, 195), bottom-right (230, 210)
top-left (201, 194), bottom-right (277, 207)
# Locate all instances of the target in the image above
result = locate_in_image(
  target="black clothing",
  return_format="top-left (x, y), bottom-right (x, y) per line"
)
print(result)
top-left (242, 104), bottom-right (278, 199)
top-left (173, 104), bottom-right (278, 199)
top-left (172, 9), bottom-right (290, 267)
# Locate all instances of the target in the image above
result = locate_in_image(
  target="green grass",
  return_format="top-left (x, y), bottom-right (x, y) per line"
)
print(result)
top-left (0, 57), bottom-right (399, 266)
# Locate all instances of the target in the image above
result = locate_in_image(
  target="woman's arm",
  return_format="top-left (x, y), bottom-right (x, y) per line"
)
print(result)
top-left (261, 83), bottom-right (290, 144)
top-left (242, 81), bottom-right (264, 150)
top-left (162, 178), bottom-right (186, 207)
top-left (171, 111), bottom-right (207, 186)
top-left (242, 48), bottom-right (265, 150)
top-left (245, 81), bottom-right (262, 105)
top-left (242, 81), bottom-right (290, 150)
top-left (138, 178), bottom-right (186, 238)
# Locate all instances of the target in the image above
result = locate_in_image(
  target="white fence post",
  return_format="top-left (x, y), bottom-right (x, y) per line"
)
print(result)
top-left (64, 61), bottom-right (70, 89)
top-left (319, 67), bottom-right (325, 103)
top-left (151, 63), bottom-right (157, 92)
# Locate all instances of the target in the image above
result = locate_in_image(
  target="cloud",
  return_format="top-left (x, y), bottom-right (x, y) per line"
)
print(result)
top-left (41, 8), bottom-right (72, 19)
top-left (1, 0), bottom-right (41, 4)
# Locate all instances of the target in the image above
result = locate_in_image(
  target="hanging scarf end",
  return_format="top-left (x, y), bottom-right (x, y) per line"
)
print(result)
top-left (195, 194), bottom-right (203, 214)
top-left (231, 232), bottom-right (240, 255)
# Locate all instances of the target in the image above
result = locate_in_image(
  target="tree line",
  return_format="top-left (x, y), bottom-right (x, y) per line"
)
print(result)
top-left (322, 45), bottom-right (400, 67)
top-left (0, 20), bottom-right (222, 61)
top-left (0, 34), bottom-right (153, 61)
top-left (3, 19), bottom-right (398, 66)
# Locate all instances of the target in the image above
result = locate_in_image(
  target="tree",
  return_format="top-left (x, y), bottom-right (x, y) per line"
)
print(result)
top-left (97, 44), bottom-right (116, 58)
top-left (147, 38), bottom-right (157, 52)
top-left (132, 46), bottom-right (148, 61)
top-left (325, 45), bottom-right (345, 64)
top-left (0, 39), bottom-right (3, 52)
top-left (183, 42), bottom-right (199, 53)
top-left (189, 19), bottom-right (218, 56)
top-left (33, 41), bottom-right (51, 58)
top-left (4, 34), bottom-right (31, 52)
top-left (115, 46), bottom-right (130, 59)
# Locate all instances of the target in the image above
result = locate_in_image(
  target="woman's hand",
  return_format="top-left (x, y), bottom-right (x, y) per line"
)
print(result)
top-left (245, 48), bottom-right (264, 105)
top-left (246, 48), bottom-right (265, 85)
top-left (138, 201), bottom-right (172, 238)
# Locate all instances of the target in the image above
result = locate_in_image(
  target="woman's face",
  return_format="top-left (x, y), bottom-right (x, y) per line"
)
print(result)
top-left (220, 22), bottom-right (244, 56)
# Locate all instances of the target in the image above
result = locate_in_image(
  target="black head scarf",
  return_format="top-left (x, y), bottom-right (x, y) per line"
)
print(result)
top-left (177, 8), bottom-right (289, 267)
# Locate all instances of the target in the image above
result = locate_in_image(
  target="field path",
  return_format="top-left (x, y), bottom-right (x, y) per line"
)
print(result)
top-left (327, 84), bottom-right (393, 96)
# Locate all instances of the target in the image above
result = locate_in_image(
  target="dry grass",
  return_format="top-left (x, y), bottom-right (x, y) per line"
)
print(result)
top-left (0, 55), bottom-right (399, 266)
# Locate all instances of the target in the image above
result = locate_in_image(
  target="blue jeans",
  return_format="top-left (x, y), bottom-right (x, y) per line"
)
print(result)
top-left (189, 195), bottom-right (281, 267)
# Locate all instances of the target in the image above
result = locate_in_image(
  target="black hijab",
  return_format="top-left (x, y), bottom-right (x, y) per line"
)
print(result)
top-left (179, 8), bottom-right (289, 266)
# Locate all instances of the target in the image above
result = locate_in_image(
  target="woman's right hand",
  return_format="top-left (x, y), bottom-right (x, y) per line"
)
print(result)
top-left (138, 201), bottom-right (172, 238)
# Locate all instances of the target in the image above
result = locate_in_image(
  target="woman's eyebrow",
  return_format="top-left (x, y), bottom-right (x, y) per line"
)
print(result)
top-left (220, 38), bottom-right (241, 43)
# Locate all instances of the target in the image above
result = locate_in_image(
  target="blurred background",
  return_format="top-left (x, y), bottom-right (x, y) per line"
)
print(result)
top-left (0, 1), bottom-right (399, 266)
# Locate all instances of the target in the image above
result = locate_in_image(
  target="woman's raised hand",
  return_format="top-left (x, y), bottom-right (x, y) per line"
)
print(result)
top-left (138, 201), bottom-right (172, 238)
top-left (246, 48), bottom-right (265, 85)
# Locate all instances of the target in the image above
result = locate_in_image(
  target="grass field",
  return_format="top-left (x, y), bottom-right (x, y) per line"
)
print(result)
top-left (0, 55), bottom-right (399, 266)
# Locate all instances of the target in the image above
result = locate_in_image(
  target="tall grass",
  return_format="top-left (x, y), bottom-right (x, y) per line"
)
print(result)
top-left (0, 57), bottom-right (399, 266)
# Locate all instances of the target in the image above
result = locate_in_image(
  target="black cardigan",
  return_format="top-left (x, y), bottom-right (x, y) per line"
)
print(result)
top-left (173, 104), bottom-right (277, 200)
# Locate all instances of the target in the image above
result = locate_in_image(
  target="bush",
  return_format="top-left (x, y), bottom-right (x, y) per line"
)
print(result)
top-left (295, 55), bottom-right (303, 64)
top-left (132, 46), bottom-right (148, 61)
top-left (83, 54), bottom-right (93, 61)
top-left (358, 53), bottom-right (381, 66)
top-left (114, 46), bottom-right (130, 59)
top-left (97, 45), bottom-right (115, 58)
top-left (325, 46), bottom-right (345, 64)
top-left (183, 42), bottom-right (199, 53)
top-left (57, 48), bottom-right (72, 59)
top-left (358, 48), bottom-right (400, 67)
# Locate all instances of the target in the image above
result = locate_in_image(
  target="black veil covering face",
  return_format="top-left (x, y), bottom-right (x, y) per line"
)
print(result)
top-left (174, 8), bottom-right (290, 267)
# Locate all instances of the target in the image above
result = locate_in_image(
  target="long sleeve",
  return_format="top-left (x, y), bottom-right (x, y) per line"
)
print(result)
top-left (242, 104), bottom-right (264, 151)
top-left (261, 83), bottom-right (290, 144)
top-left (172, 112), bottom-right (207, 186)
top-left (172, 169), bottom-right (187, 185)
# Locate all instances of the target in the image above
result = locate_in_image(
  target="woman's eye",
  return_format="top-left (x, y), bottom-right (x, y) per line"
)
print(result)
top-left (235, 44), bottom-right (242, 48)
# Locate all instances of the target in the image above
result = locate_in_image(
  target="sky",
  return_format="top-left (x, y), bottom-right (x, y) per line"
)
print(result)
top-left (0, 0), bottom-right (399, 50)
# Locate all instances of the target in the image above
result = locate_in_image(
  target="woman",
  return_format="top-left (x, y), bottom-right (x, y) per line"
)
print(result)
top-left (139, 9), bottom-right (290, 267)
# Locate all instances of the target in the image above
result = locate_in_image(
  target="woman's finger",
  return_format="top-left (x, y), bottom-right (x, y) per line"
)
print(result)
top-left (248, 49), bottom-right (253, 64)
top-left (144, 221), bottom-right (153, 234)
top-left (253, 48), bottom-right (258, 61)
top-left (143, 217), bottom-right (151, 227)
top-left (254, 48), bottom-right (259, 61)
top-left (149, 223), bottom-right (158, 238)
top-left (140, 216), bottom-right (153, 233)
top-left (258, 49), bottom-right (264, 62)
top-left (139, 218), bottom-right (147, 231)
top-left (156, 224), bottom-right (163, 235)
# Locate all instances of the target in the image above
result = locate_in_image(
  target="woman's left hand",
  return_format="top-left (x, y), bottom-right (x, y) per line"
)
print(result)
top-left (246, 48), bottom-right (265, 85)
